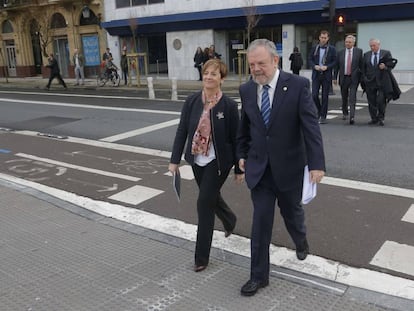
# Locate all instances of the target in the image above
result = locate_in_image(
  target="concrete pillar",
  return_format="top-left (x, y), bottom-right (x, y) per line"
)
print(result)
top-left (171, 77), bottom-right (178, 101)
top-left (147, 76), bottom-right (155, 99)
top-left (282, 24), bottom-right (295, 73)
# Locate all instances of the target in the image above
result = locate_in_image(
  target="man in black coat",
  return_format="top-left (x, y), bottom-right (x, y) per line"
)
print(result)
top-left (308, 30), bottom-right (337, 124)
top-left (362, 38), bottom-right (393, 126)
top-left (45, 53), bottom-right (67, 90)
top-left (333, 35), bottom-right (363, 124)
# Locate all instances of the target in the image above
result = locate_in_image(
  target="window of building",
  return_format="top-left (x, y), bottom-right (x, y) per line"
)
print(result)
top-left (2, 20), bottom-right (13, 33)
top-left (50, 13), bottom-right (67, 29)
top-left (115, 0), bottom-right (164, 8)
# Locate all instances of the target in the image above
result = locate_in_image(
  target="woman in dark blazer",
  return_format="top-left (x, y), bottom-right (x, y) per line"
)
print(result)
top-left (168, 59), bottom-right (243, 272)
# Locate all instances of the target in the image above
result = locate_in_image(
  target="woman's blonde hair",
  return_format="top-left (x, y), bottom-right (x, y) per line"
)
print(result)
top-left (202, 59), bottom-right (228, 78)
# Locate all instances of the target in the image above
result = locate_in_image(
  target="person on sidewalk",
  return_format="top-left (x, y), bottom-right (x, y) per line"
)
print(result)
top-left (361, 38), bottom-right (394, 126)
top-left (333, 35), bottom-right (363, 125)
top-left (194, 47), bottom-right (204, 81)
top-left (289, 47), bottom-right (303, 75)
top-left (237, 39), bottom-right (326, 297)
top-left (168, 59), bottom-right (243, 273)
top-left (102, 47), bottom-right (112, 61)
top-left (45, 53), bottom-right (67, 90)
top-left (72, 48), bottom-right (85, 86)
top-left (120, 49), bottom-right (128, 85)
top-left (308, 30), bottom-right (337, 124)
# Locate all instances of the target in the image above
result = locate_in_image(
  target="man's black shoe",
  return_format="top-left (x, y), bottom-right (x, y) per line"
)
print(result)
top-left (349, 118), bottom-right (354, 125)
top-left (378, 120), bottom-right (385, 126)
top-left (241, 279), bottom-right (269, 296)
top-left (296, 239), bottom-right (309, 261)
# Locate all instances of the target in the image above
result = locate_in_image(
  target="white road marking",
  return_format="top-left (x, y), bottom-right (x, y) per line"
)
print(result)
top-left (271, 270), bottom-right (345, 294)
top-left (322, 176), bottom-right (414, 199)
top-left (370, 241), bottom-right (414, 276)
top-left (402, 204), bottom-right (414, 223)
top-left (14, 130), bottom-right (414, 198)
top-left (0, 90), bottom-right (184, 102)
top-left (0, 172), bottom-right (413, 300)
top-left (100, 119), bottom-right (180, 142)
top-left (328, 109), bottom-right (344, 114)
top-left (164, 165), bottom-right (194, 180)
top-left (0, 98), bottom-right (180, 115)
top-left (108, 185), bottom-right (164, 205)
top-left (15, 153), bottom-right (141, 182)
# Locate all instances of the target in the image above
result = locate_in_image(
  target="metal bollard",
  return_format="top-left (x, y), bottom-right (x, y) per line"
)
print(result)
top-left (147, 77), bottom-right (155, 99)
top-left (171, 77), bottom-right (178, 101)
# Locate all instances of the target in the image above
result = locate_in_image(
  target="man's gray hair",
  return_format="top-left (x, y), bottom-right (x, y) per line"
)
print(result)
top-left (345, 35), bottom-right (356, 43)
top-left (247, 39), bottom-right (278, 57)
top-left (369, 38), bottom-right (380, 45)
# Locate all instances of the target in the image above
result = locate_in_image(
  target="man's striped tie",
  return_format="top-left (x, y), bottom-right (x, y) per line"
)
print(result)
top-left (261, 84), bottom-right (271, 127)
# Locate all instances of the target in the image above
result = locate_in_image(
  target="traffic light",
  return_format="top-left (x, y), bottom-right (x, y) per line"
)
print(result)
top-left (336, 14), bottom-right (345, 26)
top-left (321, 0), bottom-right (336, 21)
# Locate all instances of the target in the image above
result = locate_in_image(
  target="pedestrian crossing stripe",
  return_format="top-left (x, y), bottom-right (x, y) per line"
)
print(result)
top-left (370, 241), bottom-right (414, 277)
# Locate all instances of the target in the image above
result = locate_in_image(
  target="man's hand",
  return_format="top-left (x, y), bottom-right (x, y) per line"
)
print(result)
top-left (238, 159), bottom-right (245, 172)
top-left (310, 170), bottom-right (325, 183)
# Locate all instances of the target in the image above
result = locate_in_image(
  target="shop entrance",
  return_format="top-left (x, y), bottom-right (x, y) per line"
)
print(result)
top-left (53, 37), bottom-right (69, 77)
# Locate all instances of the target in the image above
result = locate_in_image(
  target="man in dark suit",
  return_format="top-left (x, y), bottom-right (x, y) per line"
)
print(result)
top-left (333, 35), bottom-right (363, 124)
top-left (308, 30), bottom-right (337, 124)
top-left (237, 39), bottom-right (326, 297)
top-left (362, 38), bottom-right (392, 126)
top-left (45, 53), bottom-right (67, 90)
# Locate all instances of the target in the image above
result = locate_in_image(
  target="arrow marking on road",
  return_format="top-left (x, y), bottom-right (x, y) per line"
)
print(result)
top-left (67, 178), bottom-right (118, 192)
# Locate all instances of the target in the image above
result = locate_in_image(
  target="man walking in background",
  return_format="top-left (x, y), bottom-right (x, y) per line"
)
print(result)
top-left (362, 38), bottom-right (393, 126)
top-left (333, 35), bottom-right (363, 125)
top-left (308, 30), bottom-right (337, 124)
top-left (45, 53), bottom-right (67, 90)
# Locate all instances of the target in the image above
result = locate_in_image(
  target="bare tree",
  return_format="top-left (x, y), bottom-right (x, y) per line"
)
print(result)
top-left (128, 16), bottom-right (138, 53)
top-left (30, 10), bottom-right (53, 57)
top-left (243, 0), bottom-right (261, 45)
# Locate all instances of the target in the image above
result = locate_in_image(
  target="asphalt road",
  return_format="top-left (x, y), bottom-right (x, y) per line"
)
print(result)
top-left (0, 87), bottom-right (413, 283)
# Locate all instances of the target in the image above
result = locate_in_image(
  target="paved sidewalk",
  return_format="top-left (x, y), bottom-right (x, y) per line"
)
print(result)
top-left (1, 179), bottom-right (412, 310)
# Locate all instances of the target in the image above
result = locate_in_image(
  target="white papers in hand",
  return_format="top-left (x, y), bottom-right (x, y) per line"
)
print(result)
top-left (301, 165), bottom-right (317, 204)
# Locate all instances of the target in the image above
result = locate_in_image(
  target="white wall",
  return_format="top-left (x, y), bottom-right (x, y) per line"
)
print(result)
top-left (358, 21), bottom-right (414, 71)
top-left (167, 30), bottom-right (214, 80)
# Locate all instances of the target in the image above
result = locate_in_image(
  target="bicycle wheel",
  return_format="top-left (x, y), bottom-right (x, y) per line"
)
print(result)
top-left (97, 73), bottom-right (106, 87)
top-left (111, 72), bottom-right (121, 87)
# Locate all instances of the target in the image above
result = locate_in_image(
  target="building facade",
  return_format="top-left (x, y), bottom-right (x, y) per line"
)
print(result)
top-left (1, 0), bottom-right (414, 84)
top-left (0, 0), bottom-right (106, 78)
top-left (102, 0), bottom-right (414, 84)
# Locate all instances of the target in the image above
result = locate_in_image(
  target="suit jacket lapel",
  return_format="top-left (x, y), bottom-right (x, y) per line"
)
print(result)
top-left (244, 80), bottom-right (264, 127)
top-left (268, 71), bottom-right (289, 127)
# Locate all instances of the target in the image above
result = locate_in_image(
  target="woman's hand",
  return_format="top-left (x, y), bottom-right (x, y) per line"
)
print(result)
top-left (168, 163), bottom-right (179, 174)
top-left (235, 173), bottom-right (245, 184)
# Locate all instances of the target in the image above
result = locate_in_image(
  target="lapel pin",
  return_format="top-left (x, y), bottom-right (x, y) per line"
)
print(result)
top-left (216, 112), bottom-right (224, 119)
top-left (283, 86), bottom-right (288, 91)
